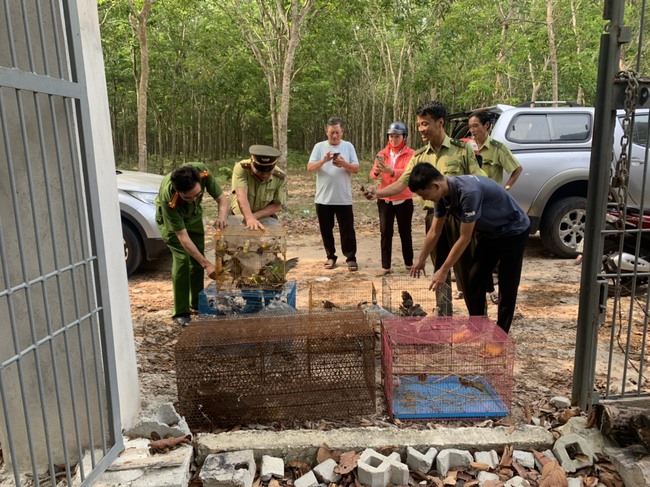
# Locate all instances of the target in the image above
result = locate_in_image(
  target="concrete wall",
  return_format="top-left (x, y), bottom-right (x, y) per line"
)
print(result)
top-left (0, 1), bottom-right (139, 471)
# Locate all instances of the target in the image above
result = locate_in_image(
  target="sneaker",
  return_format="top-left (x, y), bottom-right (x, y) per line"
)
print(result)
top-left (173, 315), bottom-right (191, 327)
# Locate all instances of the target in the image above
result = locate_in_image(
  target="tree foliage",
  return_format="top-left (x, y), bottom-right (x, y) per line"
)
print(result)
top-left (98, 0), bottom-right (635, 168)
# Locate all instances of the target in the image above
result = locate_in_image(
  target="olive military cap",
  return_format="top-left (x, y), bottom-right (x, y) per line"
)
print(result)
top-left (250, 144), bottom-right (281, 172)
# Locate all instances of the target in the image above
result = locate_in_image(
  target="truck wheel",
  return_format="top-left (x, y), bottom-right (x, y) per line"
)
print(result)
top-left (540, 196), bottom-right (587, 258)
top-left (123, 223), bottom-right (143, 276)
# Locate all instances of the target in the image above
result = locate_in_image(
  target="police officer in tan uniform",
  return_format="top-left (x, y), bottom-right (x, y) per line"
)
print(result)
top-left (366, 100), bottom-right (485, 316)
top-left (468, 111), bottom-right (522, 189)
top-left (231, 145), bottom-right (287, 231)
top-left (155, 163), bottom-right (229, 326)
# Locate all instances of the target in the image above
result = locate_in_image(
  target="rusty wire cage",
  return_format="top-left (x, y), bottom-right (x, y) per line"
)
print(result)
top-left (382, 315), bottom-right (514, 420)
top-left (381, 275), bottom-right (460, 317)
top-left (176, 310), bottom-right (376, 429)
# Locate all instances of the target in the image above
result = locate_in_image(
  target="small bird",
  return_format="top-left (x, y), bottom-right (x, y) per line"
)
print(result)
top-left (401, 290), bottom-right (414, 308)
top-left (322, 300), bottom-right (340, 309)
top-left (459, 376), bottom-right (490, 395)
top-left (409, 304), bottom-right (427, 317)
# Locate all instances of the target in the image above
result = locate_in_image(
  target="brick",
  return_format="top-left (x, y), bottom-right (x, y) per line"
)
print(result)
top-left (477, 471), bottom-right (500, 484)
top-left (512, 450), bottom-right (535, 470)
top-left (473, 450), bottom-right (498, 469)
top-left (533, 449), bottom-right (556, 471)
top-left (313, 458), bottom-right (341, 484)
top-left (261, 455), bottom-right (284, 481)
top-left (200, 450), bottom-right (256, 487)
top-left (294, 471), bottom-right (319, 487)
top-left (435, 449), bottom-right (473, 477)
top-left (552, 434), bottom-right (595, 473)
top-left (357, 448), bottom-right (408, 487)
top-left (406, 446), bottom-right (437, 474)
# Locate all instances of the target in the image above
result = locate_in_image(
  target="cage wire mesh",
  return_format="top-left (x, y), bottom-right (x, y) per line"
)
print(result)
top-left (176, 310), bottom-right (376, 430)
top-left (382, 315), bottom-right (514, 420)
top-left (381, 275), bottom-right (463, 318)
top-left (213, 216), bottom-right (293, 290)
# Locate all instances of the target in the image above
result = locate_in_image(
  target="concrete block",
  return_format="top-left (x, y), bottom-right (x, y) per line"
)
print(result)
top-left (261, 455), bottom-right (284, 481)
top-left (125, 402), bottom-right (191, 439)
top-left (357, 448), bottom-right (408, 487)
top-left (550, 396), bottom-right (572, 409)
top-left (512, 450), bottom-right (535, 470)
top-left (435, 449), bottom-right (473, 477)
top-left (477, 471), bottom-right (500, 485)
top-left (605, 444), bottom-right (650, 487)
top-left (406, 446), bottom-right (437, 474)
top-left (473, 450), bottom-right (499, 469)
top-left (567, 478), bottom-right (583, 487)
top-left (313, 458), bottom-right (341, 483)
top-left (552, 434), bottom-right (595, 473)
top-left (533, 449), bottom-right (556, 471)
top-left (555, 417), bottom-right (617, 455)
top-left (505, 477), bottom-right (531, 487)
top-left (295, 471), bottom-right (319, 487)
top-left (200, 450), bottom-right (256, 487)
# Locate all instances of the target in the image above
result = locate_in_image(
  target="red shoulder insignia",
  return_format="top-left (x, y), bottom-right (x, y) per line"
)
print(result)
top-left (168, 192), bottom-right (179, 209)
top-left (199, 169), bottom-right (210, 178)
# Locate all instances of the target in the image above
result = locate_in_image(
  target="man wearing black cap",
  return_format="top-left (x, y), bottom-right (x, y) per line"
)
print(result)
top-left (231, 145), bottom-right (287, 231)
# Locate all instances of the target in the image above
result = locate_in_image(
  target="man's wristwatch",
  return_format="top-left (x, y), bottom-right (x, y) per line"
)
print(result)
top-left (505, 184), bottom-right (511, 190)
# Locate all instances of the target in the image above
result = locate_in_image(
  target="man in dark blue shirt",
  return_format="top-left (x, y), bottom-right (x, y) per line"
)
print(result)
top-left (408, 163), bottom-right (529, 336)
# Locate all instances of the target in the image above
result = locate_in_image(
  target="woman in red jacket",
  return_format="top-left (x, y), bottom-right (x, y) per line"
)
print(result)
top-left (370, 122), bottom-right (415, 276)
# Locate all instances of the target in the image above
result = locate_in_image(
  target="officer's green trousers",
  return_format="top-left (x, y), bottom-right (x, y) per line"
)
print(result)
top-left (161, 217), bottom-right (205, 318)
top-left (425, 211), bottom-right (474, 316)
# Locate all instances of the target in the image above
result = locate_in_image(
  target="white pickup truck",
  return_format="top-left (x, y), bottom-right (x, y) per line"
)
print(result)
top-left (450, 104), bottom-right (650, 257)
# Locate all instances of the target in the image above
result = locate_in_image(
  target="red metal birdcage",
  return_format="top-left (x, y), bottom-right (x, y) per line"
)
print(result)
top-left (381, 315), bottom-right (514, 420)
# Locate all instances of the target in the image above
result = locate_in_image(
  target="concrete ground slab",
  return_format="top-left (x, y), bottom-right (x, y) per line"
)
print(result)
top-left (196, 425), bottom-right (554, 466)
top-left (84, 438), bottom-right (193, 487)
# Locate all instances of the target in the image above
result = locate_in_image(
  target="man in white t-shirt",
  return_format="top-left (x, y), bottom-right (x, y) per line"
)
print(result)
top-left (307, 117), bottom-right (360, 271)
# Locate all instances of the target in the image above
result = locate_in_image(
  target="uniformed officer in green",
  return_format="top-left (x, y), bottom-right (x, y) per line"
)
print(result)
top-left (468, 111), bottom-right (522, 189)
top-left (367, 100), bottom-right (485, 316)
top-left (155, 162), bottom-right (229, 326)
top-left (231, 145), bottom-right (287, 231)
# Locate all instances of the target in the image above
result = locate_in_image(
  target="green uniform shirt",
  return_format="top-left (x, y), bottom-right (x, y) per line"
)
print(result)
top-left (230, 160), bottom-right (287, 214)
top-left (155, 162), bottom-right (223, 236)
top-left (398, 135), bottom-right (486, 208)
top-left (479, 135), bottom-right (521, 184)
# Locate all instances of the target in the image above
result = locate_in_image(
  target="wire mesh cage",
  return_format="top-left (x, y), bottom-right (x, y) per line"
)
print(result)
top-left (381, 315), bottom-right (514, 420)
top-left (381, 275), bottom-right (460, 317)
top-left (214, 216), bottom-right (293, 289)
top-left (176, 310), bottom-right (376, 430)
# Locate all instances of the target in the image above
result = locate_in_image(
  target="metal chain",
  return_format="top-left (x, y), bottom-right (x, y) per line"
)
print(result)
top-left (611, 71), bottom-right (639, 208)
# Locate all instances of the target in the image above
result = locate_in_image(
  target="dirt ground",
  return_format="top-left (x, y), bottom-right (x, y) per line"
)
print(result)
top-left (129, 181), bottom-right (586, 426)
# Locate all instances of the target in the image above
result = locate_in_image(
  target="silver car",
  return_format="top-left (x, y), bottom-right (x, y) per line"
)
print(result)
top-left (116, 170), bottom-right (168, 275)
top-left (450, 104), bottom-right (650, 257)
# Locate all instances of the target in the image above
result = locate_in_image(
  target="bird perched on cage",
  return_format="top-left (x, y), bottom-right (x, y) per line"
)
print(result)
top-left (322, 300), bottom-right (340, 309)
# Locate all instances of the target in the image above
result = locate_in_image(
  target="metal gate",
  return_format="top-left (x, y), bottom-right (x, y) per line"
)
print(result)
top-left (573, 0), bottom-right (650, 409)
top-left (0, 1), bottom-right (122, 485)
